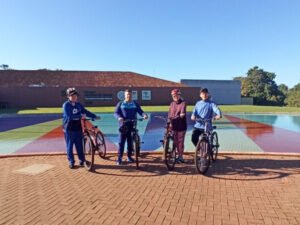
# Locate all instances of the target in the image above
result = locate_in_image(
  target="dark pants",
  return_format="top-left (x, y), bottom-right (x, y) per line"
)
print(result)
top-left (64, 130), bottom-right (85, 165)
top-left (191, 128), bottom-right (205, 147)
top-left (118, 124), bottom-right (134, 161)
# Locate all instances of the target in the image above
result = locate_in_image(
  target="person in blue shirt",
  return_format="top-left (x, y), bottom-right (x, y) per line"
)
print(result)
top-left (62, 88), bottom-right (99, 169)
top-left (114, 89), bottom-right (148, 165)
top-left (191, 88), bottom-right (222, 146)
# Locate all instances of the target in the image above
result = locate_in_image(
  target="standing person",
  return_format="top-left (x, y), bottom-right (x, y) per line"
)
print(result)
top-left (191, 88), bottom-right (222, 146)
top-left (62, 88), bottom-right (98, 169)
top-left (168, 89), bottom-right (187, 163)
top-left (114, 89), bottom-right (148, 165)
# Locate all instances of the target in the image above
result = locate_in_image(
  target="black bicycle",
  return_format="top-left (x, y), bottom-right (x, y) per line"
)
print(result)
top-left (159, 116), bottom-right (179, 171)
top-left (82, 118), bottom-right (107, 171)
top-left (194, 117), bottom-right (219, 174)
top-left (123, 118), bottom-right (144, 169)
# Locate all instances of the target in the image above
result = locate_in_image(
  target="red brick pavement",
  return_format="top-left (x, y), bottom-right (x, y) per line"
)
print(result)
top-left (0, 154), bottom-right (299, 225)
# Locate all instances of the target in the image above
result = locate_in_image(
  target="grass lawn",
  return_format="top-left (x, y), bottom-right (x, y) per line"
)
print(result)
top-left (1, 105), bottom-right (300, 114)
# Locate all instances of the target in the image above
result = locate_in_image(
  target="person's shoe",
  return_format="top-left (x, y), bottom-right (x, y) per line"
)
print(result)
top-left (116, 160), bottom-right (122, 165)
top-left (175, 157), bottom-right (181, 164)
top-left (79, 161), bottom-right (84, 167)
top-left (179, 156), bottom-right (185, 163)
top-left (69, 164), bottom-right (75, 169)
top-left (127, 157), bottom-right (135, 163)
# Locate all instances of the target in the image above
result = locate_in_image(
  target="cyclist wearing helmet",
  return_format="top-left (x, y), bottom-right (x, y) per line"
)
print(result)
top-left (191, 88), bottom-right (222, 146)
top-left (114, 89), bottom-right (148, 165)
top-left (63, 88), bottom-right (98, 169)
top-left (168, 89), bottom-right (187, 163)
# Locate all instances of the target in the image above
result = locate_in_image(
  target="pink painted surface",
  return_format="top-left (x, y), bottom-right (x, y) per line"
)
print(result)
top-left (226, 115), bottom-right (300, 153)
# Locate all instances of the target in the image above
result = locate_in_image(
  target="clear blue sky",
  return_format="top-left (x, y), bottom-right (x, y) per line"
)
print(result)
top-left (1, 0), bottom-right (300, 88)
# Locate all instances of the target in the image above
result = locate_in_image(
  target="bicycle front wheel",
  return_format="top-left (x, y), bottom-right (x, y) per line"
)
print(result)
top-left (133, 135), bottom-right (140, 169)
top-left (83, 134), bottom-right (94, 171)
top-left (211, 132), bottom-right (219, 162)
top-left (163, 136), bottom-right (176, 171)
top-left (195, 140), bottom-right (210, 174)
top-left (96, 132), bottom-right (106, 159)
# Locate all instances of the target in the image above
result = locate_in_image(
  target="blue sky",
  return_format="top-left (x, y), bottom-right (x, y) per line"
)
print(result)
top-left (1, 0), bottom-right (300, 87)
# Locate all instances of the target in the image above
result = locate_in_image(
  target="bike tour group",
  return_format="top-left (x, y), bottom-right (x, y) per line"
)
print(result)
top-left (62, 87), bottom-right (222, 174)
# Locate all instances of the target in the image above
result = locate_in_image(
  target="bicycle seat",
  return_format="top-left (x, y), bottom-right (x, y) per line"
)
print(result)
top-left (213, 126), bottom-right (217, 129)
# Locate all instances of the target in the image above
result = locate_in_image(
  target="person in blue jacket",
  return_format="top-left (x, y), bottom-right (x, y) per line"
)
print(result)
top-left (191, 88), bottom-right (222, 146)
top-left (114, 89), bottom-right (148, 165)
top-left (63, 88), bottom-right (98, 169)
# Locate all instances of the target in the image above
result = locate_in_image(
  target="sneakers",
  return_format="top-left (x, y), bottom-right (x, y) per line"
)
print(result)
top-left (127, 157), bottom-right (135, 163)
top-left (69, 164), bottom-right (75, 169)
top-left (116, 159), bottom-right (122, 165)
top-left (176, 156), bottom-right (185, 164)
top-left (79, 161), bottom-right (84, 167)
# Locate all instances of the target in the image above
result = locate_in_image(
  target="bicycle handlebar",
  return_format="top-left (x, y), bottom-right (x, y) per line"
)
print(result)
top-left (123, 118), bottom-right (144, 123)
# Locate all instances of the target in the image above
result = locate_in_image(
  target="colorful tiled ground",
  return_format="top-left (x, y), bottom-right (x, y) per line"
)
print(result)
top-left (1, 113), bottom-right (300, 155)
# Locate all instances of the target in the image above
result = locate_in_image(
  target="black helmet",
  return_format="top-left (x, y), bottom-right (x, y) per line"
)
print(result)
top-left (66, 87), bottom-right (79, 97)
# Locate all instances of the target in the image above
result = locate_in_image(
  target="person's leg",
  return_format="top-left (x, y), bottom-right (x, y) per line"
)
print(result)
top-left (74, 131), bottom-right (85, 165)
top-left (118, 132), bottom-right (126, 163)
top-left (65, 132), bottom-right (75, 167)
top-left (177, 131), bottom-right (186, 157)
top-left (191, 128), bottom-right (201, 146)
top-left (126, 128), bottom-right (133, 160)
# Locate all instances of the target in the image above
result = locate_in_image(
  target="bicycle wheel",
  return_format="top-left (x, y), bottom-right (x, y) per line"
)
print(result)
top-left (163, 136), bottom-right (176, 171)
top-left (133, 135), bottom-right (140, 169)
top-left (83, 134), bottom-right (94, 171)
top-left (211, 132), bottom-right (219, 162)
top-left (195, 139), bottom-right (211, 174)
top-left (96, 132), bottom-right (106, 159)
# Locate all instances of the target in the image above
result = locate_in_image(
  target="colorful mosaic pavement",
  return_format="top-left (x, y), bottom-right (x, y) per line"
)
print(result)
top-left (1, 113), bottom-right (300, 155)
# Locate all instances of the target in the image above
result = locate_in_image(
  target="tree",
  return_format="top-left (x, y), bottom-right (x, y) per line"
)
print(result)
top-left (286, 83), bottom-right (300, 107)
top-left (0, 64), bottom-right (9, 70)
top-left (234, 66), bottom-right (287, 106)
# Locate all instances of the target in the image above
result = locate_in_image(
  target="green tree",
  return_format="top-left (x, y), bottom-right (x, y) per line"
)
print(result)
top-left (234, 66), bottom-right (286, 105)
top-left (286, 83), bottom-right (300, 107)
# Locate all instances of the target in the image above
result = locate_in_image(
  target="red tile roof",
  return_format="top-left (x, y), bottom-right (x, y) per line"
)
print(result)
top-left (0, 70), bottom-right (186, 88)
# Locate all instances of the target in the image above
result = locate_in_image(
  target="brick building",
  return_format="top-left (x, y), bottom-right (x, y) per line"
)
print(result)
top-left (0, 70), bottom-right (200, 108)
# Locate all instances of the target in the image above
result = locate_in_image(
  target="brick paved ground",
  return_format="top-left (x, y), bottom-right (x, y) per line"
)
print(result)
top-left (0, 154), bottom-right (299, 225)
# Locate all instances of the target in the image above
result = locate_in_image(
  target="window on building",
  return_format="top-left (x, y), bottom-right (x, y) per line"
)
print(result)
top-left (84, 92), bottom-right (113, 101)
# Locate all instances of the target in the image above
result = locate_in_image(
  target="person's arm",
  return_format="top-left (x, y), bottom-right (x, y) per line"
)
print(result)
top-left (136, 102), bottom-right (148, 119)
top-left (80, 103), bottom-right (97, 119)
top-left (180, 101), bottom-right (187, 118)
top-left (114, 102), bottom-right (124, 122)
top-left (191, 103), bottom-right (198, 121)
top-left (211, 102), bottom-right (222, 120)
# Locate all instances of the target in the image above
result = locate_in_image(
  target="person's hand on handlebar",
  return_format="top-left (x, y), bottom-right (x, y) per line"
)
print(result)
top-left (118, 117), bottom-right (124, 123)
top-left (213, 115), bottom-right (221, 120)
top-left (191, 114), bottom-right (196, 121)
top-left (143, 113), bottom-right (148, 120)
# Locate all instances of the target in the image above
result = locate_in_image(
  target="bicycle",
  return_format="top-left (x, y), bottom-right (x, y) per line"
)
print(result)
top-left (122, 118), bottom-right (144, 169)
top-left (82, 118), bottom-right (107, 171)
top-left (194, 117), bottom-right (219, 174)
top-left (159, 116), bottom-right (179, 171)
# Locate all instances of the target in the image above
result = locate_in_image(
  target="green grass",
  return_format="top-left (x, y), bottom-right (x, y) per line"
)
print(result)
top-left (1, 105), bottom-right (300, 115)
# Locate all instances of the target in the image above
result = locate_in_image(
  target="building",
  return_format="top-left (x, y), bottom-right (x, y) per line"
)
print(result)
top-left (0, 70), bottom-right (200, 108)
top-left (180, 79), bottom-right (241, 104)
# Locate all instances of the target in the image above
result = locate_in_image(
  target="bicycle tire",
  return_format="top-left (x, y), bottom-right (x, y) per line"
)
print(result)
top-left (163, 136), bottom-right (176, 171)
top-left (96, 132), bottom-right (106, 159)
top-left (211, 132), bottom-right (219, 162)
top-left (195, 139), bottom-right (210, 174)
top-left (133, 135), bottom-right (140, 169)
top-left (83, 134), bottom-right (94, 171)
